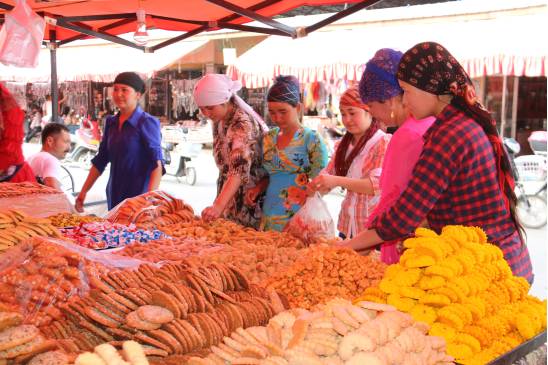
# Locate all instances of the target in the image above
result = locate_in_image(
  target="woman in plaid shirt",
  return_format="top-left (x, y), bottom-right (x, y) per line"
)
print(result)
top-left (343, 42), bottom-right (533, 283)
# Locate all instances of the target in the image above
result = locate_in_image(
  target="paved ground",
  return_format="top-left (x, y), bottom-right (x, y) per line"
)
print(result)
top-left (23, 143), bottom-right (547, 299)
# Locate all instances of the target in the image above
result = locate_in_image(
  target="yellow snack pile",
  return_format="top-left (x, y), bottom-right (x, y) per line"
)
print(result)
top-left (354, 225), bottom-right (546, 363)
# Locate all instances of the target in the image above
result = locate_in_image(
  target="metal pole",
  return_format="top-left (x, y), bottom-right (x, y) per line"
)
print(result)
top-left (511, 76), bottom-right (520, 139)
top-left (500, 74), bottom-right (507, 137)
top-left (166, 74), bottom-right (172, 123)
top-left (49, 29), bottom-right (59, 123)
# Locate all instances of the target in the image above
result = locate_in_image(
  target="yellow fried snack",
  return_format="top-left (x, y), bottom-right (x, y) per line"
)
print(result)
top-left (410, 304), bottom-right (437, 325)
top-left (418, 275), bottom-right (446, 290)
top-left (419, 294), bottom-right (451, 308)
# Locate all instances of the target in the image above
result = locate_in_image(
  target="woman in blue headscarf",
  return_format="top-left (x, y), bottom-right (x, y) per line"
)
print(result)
top-left (245, 75), bottom-right (328, 231)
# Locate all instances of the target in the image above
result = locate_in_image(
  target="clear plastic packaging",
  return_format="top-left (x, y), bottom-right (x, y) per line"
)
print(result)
top-left (104, 190), bottom-right (194, 227)
top-left (0, 236), bottom-right (152, 326)
top-left (284, 192), bottom-right (335, 244)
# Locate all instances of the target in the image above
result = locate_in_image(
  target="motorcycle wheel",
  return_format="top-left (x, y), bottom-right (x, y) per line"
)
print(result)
top-left (76, 150), bottom-right (95, 170)
top-left (185, 167), bottom-right (197, 186)
top-left (516, 195), bottom-right (547, 229)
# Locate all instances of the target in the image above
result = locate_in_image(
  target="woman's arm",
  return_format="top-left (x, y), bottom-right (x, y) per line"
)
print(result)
top-left (311, 174), bottom-right (374, 194)
top-left (148, 161), bottom-right (163, 191)
top-left (339, 228), bottom-right (383, 251)
top-left (75, 166), bottom-right (101, 212)
top-left (202, 174), bottom-right (242, 221)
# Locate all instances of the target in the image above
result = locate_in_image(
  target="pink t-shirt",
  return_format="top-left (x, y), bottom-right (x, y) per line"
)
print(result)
top-left (367, 116), bottom-right (435, 263)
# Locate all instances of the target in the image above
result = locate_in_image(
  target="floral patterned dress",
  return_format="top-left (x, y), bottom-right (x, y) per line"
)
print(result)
top-left (261, 127), bottom-right (328, 231)
top-left (212, 105), bottom-right (267, 229)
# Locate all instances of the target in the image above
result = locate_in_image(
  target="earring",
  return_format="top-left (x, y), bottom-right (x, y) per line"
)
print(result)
top-left (390, 110), bottom-right (395, 120)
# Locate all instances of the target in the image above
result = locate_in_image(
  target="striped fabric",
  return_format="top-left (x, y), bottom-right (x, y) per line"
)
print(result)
top-left (371, 104), bottom-right (533, 282)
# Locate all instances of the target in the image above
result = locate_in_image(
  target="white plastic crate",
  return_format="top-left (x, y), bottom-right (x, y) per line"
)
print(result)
top-left (514, 155), bottom-right (547, 182)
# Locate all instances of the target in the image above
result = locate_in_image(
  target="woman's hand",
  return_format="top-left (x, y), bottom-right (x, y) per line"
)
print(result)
top-left (75, 192), bottom-right (86, 213)
top-left (201, 204), bottom-right (224, 222)
top-left (244, 186), bottom-right (260, 206)
top-left (309, 175), bottom-right (337, 194)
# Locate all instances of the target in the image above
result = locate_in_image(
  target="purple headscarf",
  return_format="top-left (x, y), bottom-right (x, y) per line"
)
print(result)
top-left (359, 48), bottom-right (403, 103)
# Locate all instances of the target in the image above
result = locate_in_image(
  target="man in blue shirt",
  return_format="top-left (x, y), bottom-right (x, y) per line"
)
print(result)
top-left (75, 72), bottom-right (164, 211)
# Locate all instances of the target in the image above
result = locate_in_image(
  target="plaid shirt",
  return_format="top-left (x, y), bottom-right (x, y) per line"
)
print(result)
top-left (372, 105), bottom-right (533, 282)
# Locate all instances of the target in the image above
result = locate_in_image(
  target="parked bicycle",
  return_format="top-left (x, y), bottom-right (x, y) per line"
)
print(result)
top-left (504, 137), bottom-right (547, 229)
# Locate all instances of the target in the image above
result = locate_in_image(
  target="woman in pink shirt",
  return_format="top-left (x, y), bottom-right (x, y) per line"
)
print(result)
top-left (359, 48), bottom-right (435, 264)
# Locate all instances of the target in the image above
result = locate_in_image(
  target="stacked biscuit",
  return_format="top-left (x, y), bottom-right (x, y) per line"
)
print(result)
top-left (47, 213), bottom-right (104, 228)
top-left (107, 191), bottom-right (195, 228)
top-left (188, 300), bottom-right (454, 365)
top-left (160, 219), bottom-right (306, 249)
top-left (42, 262), bottom-right (284, 362)
top-left (263, 246), bottom-right (386, 309)
top-left (0, 210), bottom-right (62, 253)
top-left (118, 238), bottom-right (225, 263)
top-left (0, 311), bottom-right (66, 364)
top-left (0, 182), bottom-right (61, 198)
top-left (0, 237), bottom-right (111, 327)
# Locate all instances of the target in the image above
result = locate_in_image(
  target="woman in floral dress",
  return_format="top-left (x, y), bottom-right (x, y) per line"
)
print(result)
top-left (246, 76), bottom-right (328, 231)
top-left (193, 74), bottom-right (268, 229)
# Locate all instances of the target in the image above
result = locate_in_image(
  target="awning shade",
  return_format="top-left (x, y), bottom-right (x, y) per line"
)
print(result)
top-left (0, 0), bottom-right (366, 43)
top-left (228, 6), bottom-right (547, 87)
top-left (0, 39), bottom-right (207, 82)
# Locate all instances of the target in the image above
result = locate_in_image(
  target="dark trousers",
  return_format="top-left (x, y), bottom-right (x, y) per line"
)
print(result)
top-left (25, 127), bottom-right (41, 143)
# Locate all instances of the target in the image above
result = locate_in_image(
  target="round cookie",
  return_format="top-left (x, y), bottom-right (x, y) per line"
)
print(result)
top-left (136, 305), bottom-right (174, 325)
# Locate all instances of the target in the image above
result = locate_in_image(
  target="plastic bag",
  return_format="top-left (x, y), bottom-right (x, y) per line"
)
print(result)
top-left (0, 0), bottom-right (45, 68)
top-left (284, 192), bottom-right (335, 244)
top-left (0, 236), bottom-right (153, 326)
top-left (104, 190), bottom-right (195, 228)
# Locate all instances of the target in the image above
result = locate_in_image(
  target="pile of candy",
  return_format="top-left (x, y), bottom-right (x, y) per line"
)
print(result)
top-left (60, 221), bottom-right (166, 249)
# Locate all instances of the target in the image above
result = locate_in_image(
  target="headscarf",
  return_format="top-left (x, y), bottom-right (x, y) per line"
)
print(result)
top-left (359, 48), bottom-right (403, 104)
top-left (113, 72), bottom-right (145, 93)
top-left (397, 41), bottom-right (516, 215)
top-left (193, 74), bottom-right (268, 131)
top-left (0, 84), bottom-right (25, 170)
top-left (267, 75), bottom-right (300, 107)
top-left (334, 86), bottom-right (379, 177)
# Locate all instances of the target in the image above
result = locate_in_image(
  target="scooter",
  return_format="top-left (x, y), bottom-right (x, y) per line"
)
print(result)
top-left (161, 125), bottom-right (202, 185)
top-left (68, 118), bottom-right (101, 170)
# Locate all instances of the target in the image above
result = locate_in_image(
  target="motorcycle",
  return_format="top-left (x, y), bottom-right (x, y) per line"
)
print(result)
top-left (161, 125), bottom-right (202, 185)
top-left (504, 137), bottom-right (547, 229)
top-left (68, 118), bottom-right (101, 170)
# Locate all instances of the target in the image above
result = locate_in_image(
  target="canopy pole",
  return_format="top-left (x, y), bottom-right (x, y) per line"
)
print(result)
top-left (511, 76), bottom-right (520, 139)
top-left (49, 29), bottom-right (59, 124)
top-left (500, 74), bottom-right (508, 137)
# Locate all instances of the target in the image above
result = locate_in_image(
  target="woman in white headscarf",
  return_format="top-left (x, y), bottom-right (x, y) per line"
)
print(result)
top-left (193, 74), bottom-right (268, 229)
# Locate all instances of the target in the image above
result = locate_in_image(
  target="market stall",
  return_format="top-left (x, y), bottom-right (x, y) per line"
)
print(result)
top-left (0, 187), bottom-right (546, 365)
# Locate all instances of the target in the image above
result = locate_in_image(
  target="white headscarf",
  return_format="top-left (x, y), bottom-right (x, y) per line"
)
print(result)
top-left (193, 74), bottom-right (268, 132)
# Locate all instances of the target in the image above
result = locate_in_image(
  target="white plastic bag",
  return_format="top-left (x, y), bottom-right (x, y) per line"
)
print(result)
top-left (284, 192), bottom-right (335, 244)
top-left (0, 0), bottom-right (45, 68)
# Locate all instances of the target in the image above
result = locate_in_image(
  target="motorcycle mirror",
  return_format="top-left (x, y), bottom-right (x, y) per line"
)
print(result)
top-left (182, 127), bottom-right (189, 134)
top-left (503, 137), bottom-right (521, 155)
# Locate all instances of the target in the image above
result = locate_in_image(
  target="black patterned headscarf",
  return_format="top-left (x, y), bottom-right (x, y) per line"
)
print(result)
top-left (267, 75), bottom-right (300, 107)
top-left (398, 42), bottom-right (519, 231)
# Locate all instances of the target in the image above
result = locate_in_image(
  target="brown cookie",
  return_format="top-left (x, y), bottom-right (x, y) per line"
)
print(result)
top-left (92, 301), bottom-right (126, 324)
top-left (51, 321), bottom-right (70, 340)
top-left (55, 339), bottom-right (79, 354)
top-left (99, 273), bottom-right (120, 291)
top-left (119, 289), bottom-right (147, 307)
top-left (164, 323), bottom-right (190, 354)
top-left (107, 271), bottom-right (129, 290)
top-left (136, 305), bottom-right (174, 325)
top-left (148, 329), bottom-right (182, 355)
top-left (141, 345), bottom-right (169, 357)
top-left (178, 319), bottom-right (204, 351)
top-left (162, 282), bottom-right (189, 318)
top-left (134, 331), bottom-right (172, 354)
top-left (0, 335), bottom-right (44, 359)
top-left (84, 306), bottom-right (120, 328)
top-left (126, 311), bottom-right (161, 331)
top-left (185, 274), bottom-right (206, 298)
top-left (228, 266), bottom-right (250, 290)
top-left (105, 327), bottom-right (134, 340)
top-left (98, 292), bottom-right (131, 314)
top-left (177, 285), bottom-right (197, 313)
top-left (0, 312), bottom-right (22, 332)
top-left (12, 340), bottom-right (59, 364)
top-left (0, 325), bottom-right (40, 351)
top-left (187, 314), bottom-right (207, 348)
top-left (109, 292), bottom-right (139, 311)
top-left (150, 291), bottom-right (181, 319)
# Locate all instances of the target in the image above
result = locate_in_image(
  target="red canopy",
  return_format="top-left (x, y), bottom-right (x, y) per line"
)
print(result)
top-left (0, 0), bottom-right (371, 49)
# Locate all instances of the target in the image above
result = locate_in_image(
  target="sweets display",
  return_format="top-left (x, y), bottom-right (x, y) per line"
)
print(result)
top-left (60, 222), bottom-right (166, 250)
top-left (161, 219), bottom-right (306, 249)
top-left (355, 225), bottom-right (547, 363)
top-left (48, 213), bottom-right (104, 228)
top-left (0, 182), bottom-right (61, 198)
top-left (106, 191), bottom-right (195, 228)
top-left (189, 299), bottom-right (454, 364)
top-left (263, 246), bottom-right (386, 309)
top-left (0, 209), bottom-right (62, 253)
top-left (75, 341), bottom-right (149, 365)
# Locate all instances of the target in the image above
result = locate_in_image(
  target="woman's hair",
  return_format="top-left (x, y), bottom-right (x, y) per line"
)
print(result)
top-left (398, 41), bottom-right (524, 240)
top-left (267, 75), bottom-right (300, 107)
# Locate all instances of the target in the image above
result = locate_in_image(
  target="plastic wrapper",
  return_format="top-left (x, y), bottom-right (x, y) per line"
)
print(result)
top-left (60, 221), bottom-right (167, 249)
top-left (104, 190), bottom-right (194, 227)
top-left (284, 192), bottom-right (335, 244)
top-left (0, 236), bottom-right (152, 327)
top-left (0, 0), bottom-right (45, 68)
